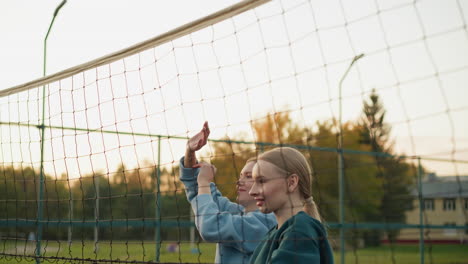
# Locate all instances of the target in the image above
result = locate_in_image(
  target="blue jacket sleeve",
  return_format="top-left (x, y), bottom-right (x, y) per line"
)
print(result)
top-left (192, 194), bottom-right (276, 253)
top-left (270, 230), bottom-right (322, 264)
top-left (178, 157), bottom-right (243, 213)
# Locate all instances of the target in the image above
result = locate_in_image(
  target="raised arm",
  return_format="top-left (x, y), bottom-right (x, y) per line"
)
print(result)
top-left (191, 162), bottom-right (276, 253)
top-left (179, 121), bottom-right (210, 202)
top-left (179, 122), bottom-right (240, 212)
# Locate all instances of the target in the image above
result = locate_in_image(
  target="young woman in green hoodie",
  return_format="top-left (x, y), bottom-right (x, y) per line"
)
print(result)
top-left (249, 147), bottom-right (334, 264)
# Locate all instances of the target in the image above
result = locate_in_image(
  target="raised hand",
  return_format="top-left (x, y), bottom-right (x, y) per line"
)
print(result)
top-left (184, 121), bottom-right (210, 168)
top-left (187, 121), bottom-right (210, 152)
top-left (194, 162), bottom-right (217, 194)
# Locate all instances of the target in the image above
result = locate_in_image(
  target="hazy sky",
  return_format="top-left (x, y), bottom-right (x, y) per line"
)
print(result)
top-left (0, 0), bottom-right (240, 87)
top-left (1, 0), bottom-right (467, 177)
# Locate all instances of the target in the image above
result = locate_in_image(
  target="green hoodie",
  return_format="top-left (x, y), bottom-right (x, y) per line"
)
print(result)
top-left (250, 211), bottom-right (334, 264)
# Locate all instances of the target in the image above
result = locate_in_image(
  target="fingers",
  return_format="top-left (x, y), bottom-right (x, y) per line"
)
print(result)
top-left (197, 161), bottom-right (216, 184)
top-left (194, 161), bottom-right (209, 168)
top-left (187, 121), bottom-right (210, 151)
top-left (202, 122), bottom-right (210, 145)
top-left (193, 121), bottom-right (209, 149)
top-left (194, 162), bottom-right (216, 173)
top-left (196, 161), bottom-right (215, 168)
top-left (204, 121), bottom-right (210, 138)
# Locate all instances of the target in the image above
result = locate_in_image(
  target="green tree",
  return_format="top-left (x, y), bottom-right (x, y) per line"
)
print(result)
top-left (0, 166), bottom-right (71, 240)
top-left (359, 89), bottom-right (415, 245)
top-left (310, 121), bottom-right (382, 224)
top-left (252, 111), bottom-right (304, 145)
top-left (208, 111), bottom-right (303, 201)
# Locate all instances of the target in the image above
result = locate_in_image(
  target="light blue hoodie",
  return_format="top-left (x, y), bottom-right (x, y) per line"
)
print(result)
top-left (179, 157), bottom-right (277, 264)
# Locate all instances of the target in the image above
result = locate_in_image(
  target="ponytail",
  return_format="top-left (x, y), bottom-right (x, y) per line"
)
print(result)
top-left (303, 196), bottom-right (321, 222)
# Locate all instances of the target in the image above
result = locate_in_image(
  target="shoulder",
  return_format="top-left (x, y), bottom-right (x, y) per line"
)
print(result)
top-left (282, 212), bottom-right (327, 239)
top-left (294, 211), bottom-right (325, 228)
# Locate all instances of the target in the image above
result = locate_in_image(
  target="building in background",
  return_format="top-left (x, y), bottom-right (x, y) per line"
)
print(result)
top-left (398, 174), bottom-right (468, 244)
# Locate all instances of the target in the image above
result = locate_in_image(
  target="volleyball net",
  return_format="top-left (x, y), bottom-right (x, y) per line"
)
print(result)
top-left (1, 0), bottom-right (467, 263)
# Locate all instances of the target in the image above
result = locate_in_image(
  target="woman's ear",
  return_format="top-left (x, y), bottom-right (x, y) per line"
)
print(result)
top-left (287, 174), bottom-right (299, 192)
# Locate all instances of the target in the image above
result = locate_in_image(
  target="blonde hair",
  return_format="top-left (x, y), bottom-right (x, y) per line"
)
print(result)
top-left (246, 157), bottom-right (257, 164)
top-left (258, 147), bottom-right (322, 222)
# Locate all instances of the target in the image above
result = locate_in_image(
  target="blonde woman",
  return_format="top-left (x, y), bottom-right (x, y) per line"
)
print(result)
top-left (248, 147), bottom-right (333, 264)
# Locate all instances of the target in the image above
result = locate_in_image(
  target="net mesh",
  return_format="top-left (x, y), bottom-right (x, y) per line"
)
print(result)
top-left (1, 0), bottom-right (467, 263)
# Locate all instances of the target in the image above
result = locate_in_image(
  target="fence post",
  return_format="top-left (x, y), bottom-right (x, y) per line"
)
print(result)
top-left (417, 157), bottom-right (425, 264)
top-left (68, 189), bottom-right (73, 245)
top-left (338, 145), bottom-right (345, 263)
top-left (37, 2), bottom-right (67, 263)
top-left (94, 174), bottom-right (100, 254)
top-left (337, 54), bottom-right (364, 264)
top-left (155, 135), bottom-right (162, 262)
top-left (190, 209), bottom-right (195, 249)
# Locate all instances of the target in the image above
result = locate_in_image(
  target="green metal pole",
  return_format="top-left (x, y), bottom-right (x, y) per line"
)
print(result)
top-left (337, 54), bottom-right (364, 264)
top-left (155, 136), bottom-right (162, 262)
top-left (417, 158), bottom-right (425, 264)
top-left (94, 174), bottom-right (100, 254)
top-left (68, 188), bottom-right (73, 245)
top-left (37, 2), bottom-right (66, 263)
top-left (338, 143), bottom-right (345, 264)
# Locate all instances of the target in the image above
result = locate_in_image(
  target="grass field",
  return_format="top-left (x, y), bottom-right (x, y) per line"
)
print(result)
top-left (0, 241), bottom-right (467, 263)
top-left (341, 244), bottom-right (468, 264)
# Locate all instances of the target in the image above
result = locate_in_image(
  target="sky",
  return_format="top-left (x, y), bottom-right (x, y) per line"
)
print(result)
top-left (1, 0), bottom-right (468, 178)
top-left (0, 0), bottom-right (240, 87)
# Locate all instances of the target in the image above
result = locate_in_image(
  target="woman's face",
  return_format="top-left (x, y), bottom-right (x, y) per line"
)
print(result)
top-left (249, 160), bottom-right (290, 214)
top-left (236, 161), bottom-right (256, 206)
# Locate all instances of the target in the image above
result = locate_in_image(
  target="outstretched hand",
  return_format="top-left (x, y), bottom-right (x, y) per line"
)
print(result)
top-left (187, 121), bottom-right (210, 152)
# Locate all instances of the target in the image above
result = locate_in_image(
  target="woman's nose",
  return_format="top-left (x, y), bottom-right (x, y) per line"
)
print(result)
top-left (249, 183), bottom-right (258, 197)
